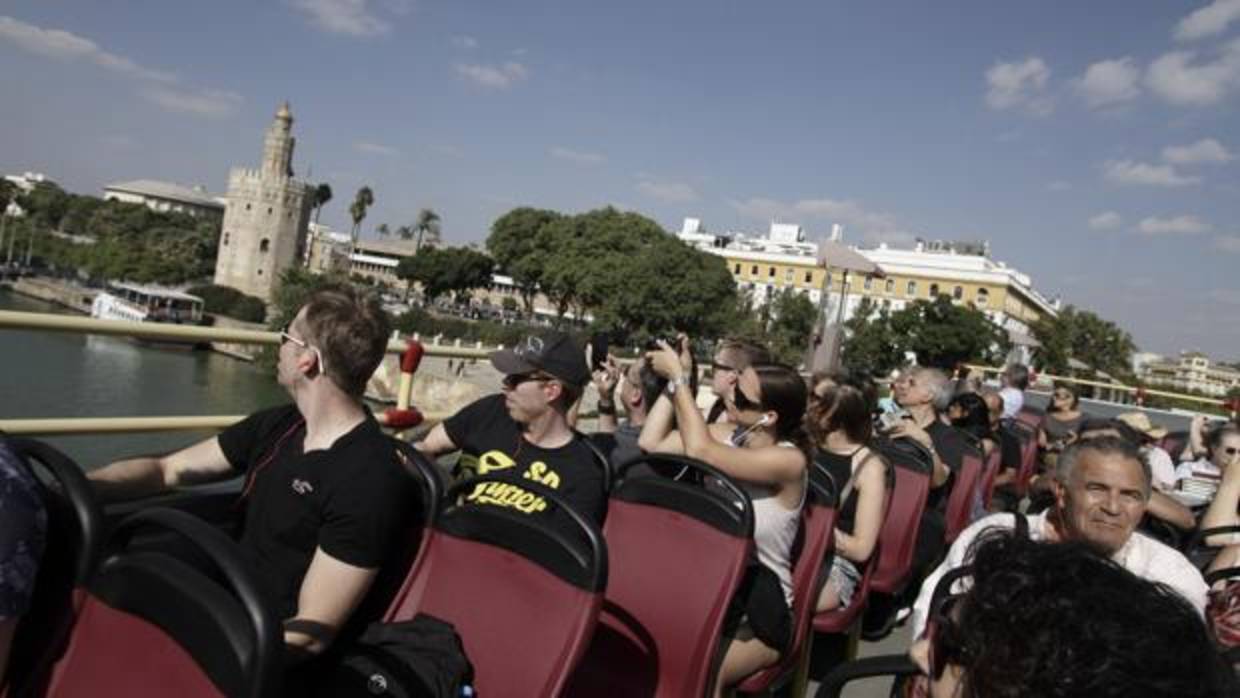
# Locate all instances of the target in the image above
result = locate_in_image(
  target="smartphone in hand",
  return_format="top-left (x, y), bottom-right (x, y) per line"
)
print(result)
top-left (589, 332), bottom-right (609, 371)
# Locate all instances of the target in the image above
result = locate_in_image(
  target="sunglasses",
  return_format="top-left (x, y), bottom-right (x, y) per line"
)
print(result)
top-left (732, 385), bottom-right (762, 411)
top-left (1223, 446), bottom-right (1240, 457)
top-left (711, 361), bottom-right (739, 374)
top-left (502, 372), bottom-right (551, 390)
top-left (279, 324), bottom-right (328, 375)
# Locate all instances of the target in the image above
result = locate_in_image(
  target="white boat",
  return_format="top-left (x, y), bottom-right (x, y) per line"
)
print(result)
top-left (90, 282), bottom-right (205, 325)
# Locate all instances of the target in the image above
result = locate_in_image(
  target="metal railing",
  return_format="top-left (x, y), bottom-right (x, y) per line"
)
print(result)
top-left (965, 363), bottom-right (1230, 411)
top-left (0, 310), bottom-right (482, 435)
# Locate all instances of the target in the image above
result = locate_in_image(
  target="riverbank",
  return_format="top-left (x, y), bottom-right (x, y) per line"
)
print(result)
top-left (2, 276), bottom-right (95, 314)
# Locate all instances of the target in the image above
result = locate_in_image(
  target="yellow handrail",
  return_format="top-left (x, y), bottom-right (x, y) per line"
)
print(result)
top-left (0, 412), bottom-right (450, 435)
top-left (0, 310), bottom-right (492, 358)
top-left (964, 363), bottom-right (1227, 408)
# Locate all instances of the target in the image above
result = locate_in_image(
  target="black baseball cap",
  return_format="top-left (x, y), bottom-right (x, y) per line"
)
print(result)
top-left (490, 332), bottom-right (590, 388)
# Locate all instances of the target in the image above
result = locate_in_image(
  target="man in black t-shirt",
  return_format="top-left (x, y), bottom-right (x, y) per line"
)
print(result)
top-left (417, 332), bottom-right (605, 527)
top-left (90, 288), bottom-right (415, 661)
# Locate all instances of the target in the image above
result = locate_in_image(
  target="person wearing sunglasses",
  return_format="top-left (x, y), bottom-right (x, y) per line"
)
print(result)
top-left (90, 288), bottom-right (418, 662)
top-left (705, 338), bottom-right (770, 425)
top-left (910, 435), bottom-right (1208, 641)
top-left (1177, 423), bottom-right (1240, 496)
top-left (1040, 382), bottom-right (1088, 454)
top-left (639, 338), bottom-right (810, 698)
top-left (416, 331), bottom-right (606, 528)
top-left (909, 531), bottom-right (1235, 698)
top-left (1198, 425), bottom-right (1240, 542)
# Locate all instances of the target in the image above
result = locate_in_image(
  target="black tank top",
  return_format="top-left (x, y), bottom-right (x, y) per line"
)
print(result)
top-left (814, 447), bottom-right (864, 535)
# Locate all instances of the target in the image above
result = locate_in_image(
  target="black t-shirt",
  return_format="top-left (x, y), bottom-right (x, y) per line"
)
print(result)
top-left (925, 419), bottom-right (969, 512)
top-left (444, 394), bottom-right (606, 526)
top-left (219, 405), bottom-right (417, 620)
top-left (589, 421), bottom-right (643, 474)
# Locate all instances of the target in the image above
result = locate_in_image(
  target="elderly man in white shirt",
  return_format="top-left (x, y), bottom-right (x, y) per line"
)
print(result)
top-left (911, 435), bottom-right (1208, 639)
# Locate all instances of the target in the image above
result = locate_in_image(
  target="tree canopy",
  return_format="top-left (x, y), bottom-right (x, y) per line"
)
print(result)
top-left (1031, 305), bottom-right (1136, 379)
top-left (395, 246), bottom-right (494, 304)
top-left (841, 296), bottom-right (1009, 377)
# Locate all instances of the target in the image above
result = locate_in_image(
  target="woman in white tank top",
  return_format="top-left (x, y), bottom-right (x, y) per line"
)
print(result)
top-left (639, 338), bottom-right (810, 698)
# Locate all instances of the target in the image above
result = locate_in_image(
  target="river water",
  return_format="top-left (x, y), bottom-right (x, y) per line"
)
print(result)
top-left (0, 289), bottom-right (288, 469)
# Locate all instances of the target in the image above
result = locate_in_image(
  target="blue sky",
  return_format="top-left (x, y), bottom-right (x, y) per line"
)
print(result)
top-left (2, 0), bottom-right (1238, 357)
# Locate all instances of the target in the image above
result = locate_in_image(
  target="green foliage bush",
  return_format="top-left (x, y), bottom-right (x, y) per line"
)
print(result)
top-left (187, 284), bottom-right (267, 323)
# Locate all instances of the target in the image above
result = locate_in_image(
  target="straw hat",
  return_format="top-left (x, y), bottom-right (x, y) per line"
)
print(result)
top-left (1116, 411), bottom-right (1169, 440)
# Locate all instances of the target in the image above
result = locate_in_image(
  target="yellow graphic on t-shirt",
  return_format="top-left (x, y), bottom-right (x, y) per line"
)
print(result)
top-left (464, 449), bottom-right (562, 515)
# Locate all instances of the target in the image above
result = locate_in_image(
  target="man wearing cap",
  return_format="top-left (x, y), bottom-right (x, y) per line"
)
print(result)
top-left (1116, 411), bottom-right (1176, 491)
top-left (417, 332), bottom-right (606, 525)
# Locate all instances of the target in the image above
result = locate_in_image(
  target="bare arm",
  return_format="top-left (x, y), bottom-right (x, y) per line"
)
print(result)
top-left (415, 422), bottom-right (458, 458)
top-left (1146, 490), bottom-right (1196, 531)
top-left (1201, 463), bottom-right (1240, 545)
top-left (283, 547), bottom-right (378, 657)
top-left (593, 358), bottom-right (620, 434)
top-left (835, 451), bottom-right (886, 563)
top-left (89, 436), bottom-right (233, 504)
top-left (637, 392), bottom-right (684, 454)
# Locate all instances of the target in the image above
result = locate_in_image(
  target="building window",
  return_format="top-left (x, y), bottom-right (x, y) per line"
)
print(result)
top-left (784, 268), bottom-right (794, 282)
top-left (929, 283), bottom-right (939, 297)
top-left (885, 279), bottom-right (894, 294)
top-left (977, 288), bottom-right (989, 306)
top-left (245, 203), bottom-right (251, 211)
top-left (953, 286), bottom-right (963, 300)
top-left (751, 265), bottom-right (758, 275)
top-left (260, 238), bottom-right (270, 253)
top-left (804, 270), bottom-right (813, 284)
top-left (768, 266), bottom-right (776, 278)
top-left (907, 280), bottom-right (917, 296)
top-left (734, 263), bottom-right (741, 274)
top-left (267, 207), bottom-right (273, 215)
top-left (864, 275), bottom-right (873, 291)
top-left (223, 232), bottom-right (230, 246)
top-left (256, 268), bottom-right (263, 276)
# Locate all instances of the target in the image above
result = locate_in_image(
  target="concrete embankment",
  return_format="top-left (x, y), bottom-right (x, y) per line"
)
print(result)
top-left (3, 277), bottom-right (95, 314)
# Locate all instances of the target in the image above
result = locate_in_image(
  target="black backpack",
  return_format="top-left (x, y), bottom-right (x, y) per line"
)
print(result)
top-left (318, 614), bottom-right (474, 698)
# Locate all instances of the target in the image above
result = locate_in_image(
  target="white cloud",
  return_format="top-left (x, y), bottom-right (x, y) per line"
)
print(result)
top-left (1075, 57), bottom-right (1141, 108)
top-left (1145, 41), bottom-right (1240, 107)
top-left (1088, 211), bottom-right (1123, 230)
top-left (1136, 215), bottom-right (1213, 235)
top-left (142, 87), bottom-right (243, 118)
top-left (355, 141), bottom-right (399, 156)
top-left (1176, 0), bottom-right (1240, 41)
top-left (1048, 180), bottom-right (1071, 191)
top-left (1162, 138), bottom-right (1234, 164)
top-left (1103, 159), bottom-right (1201, 187)
top-left (636, 177), bottom-right (698, 203)
top-left (550, 147), bottom-right (606, 165)
top-left (450, 35), bottom-right (478, 49)
top-left (985, 57), bottom-right (1053, 115)
top-left (454, 62), bottom-right (529, 89)
top-left (0, 15), bottom-right (175, 82)
top-left (288, 0), bottom-right (391, 36)
top-left (1215, 235), bottom-right (1240, 253)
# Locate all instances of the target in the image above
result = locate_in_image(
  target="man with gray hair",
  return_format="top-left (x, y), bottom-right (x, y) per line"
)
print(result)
top-left (999, 363), bottom-right (1030, 419)
top-left (910, 435), bottom-right (1208, 639)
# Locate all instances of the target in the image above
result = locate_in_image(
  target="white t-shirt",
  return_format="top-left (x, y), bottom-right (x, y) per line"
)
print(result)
top-left (1144, 446), bottom-right (1177, 491)
top-left (910, 511), bottom-right (1208, 640)
top-left (998, 387), bottom-right (1024, 419)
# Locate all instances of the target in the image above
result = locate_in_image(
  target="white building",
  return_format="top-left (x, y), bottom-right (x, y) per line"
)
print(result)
top-left (103, 180), bottom-right (225, 217)
top-left (1140, 352), bottom-right (1240, 397)
top-left (4, 171), bottom-right (51, 193)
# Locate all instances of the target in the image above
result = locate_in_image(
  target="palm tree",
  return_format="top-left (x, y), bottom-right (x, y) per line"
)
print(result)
top-left (395, 225), bottom-right (414, 241)
top-left (413, 208), bottom-right (440, 252)
top-left (348, 186), bottom-right (374, 251)
top-left (376, 223), bottom-right (391, 239)
top-left (312, 183), bottom-right (332, 225)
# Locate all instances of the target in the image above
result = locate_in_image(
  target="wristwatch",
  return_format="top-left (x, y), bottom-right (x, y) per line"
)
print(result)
top-left (666, 374), bottom-right (690, 396)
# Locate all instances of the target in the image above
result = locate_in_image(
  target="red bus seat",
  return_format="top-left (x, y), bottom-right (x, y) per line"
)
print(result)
top-left (736, 464), bottom-right (839, 695)
top-left (978, 446), bottom-right (1002, 510)
top-left (387, 476), bottom-right (607, 698)
top-left (944, 449), bottom-right (985, 544)
top-left (868, 439), bottom-right (930, 596)
top-left (375, 438), bottom-right (444, 623)
top-left (44, 508), bottom-right (283, 698)
top-left (564, 455), bottom-right (754, 698)
top-left (1015, 406), bottom-right (1045, 432)
top-left (1001, 420), bottom-right (1039, 497)
top-left (3, 438), bottom-right (104, 698)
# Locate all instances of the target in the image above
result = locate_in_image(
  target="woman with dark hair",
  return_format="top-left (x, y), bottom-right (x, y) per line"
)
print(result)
top-left (912, 532), bottom-right (1236, 698)
top-left (1040, 382), bottom-right (1087, 453)
top-left (639, 339), bottom-right (809, 697)
top-left (807, 372), bottom-right (887, 612)
top-left (945, 392), bottom-right (996, 457)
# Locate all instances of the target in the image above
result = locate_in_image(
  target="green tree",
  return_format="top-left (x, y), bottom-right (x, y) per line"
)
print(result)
top-left (841, 296), bottom-right (1008, 376)
top-left (376, 223), bottom-right (391, 239)
top-left (1031, 305), bottom-right (1136, 378)
top-left (841, 299), bottom-right (907, 378)
top-left (395, 246), bottom-right (493, 304)
top-left (765, 289), bottom-right (818, 366)
top-left (187, 284), bottom-right (267, 323)
top-left (413, 208), bottom-right (441, 252)
top-left (348, 186), bottom-right (374, 247)
top-left (312, 183), bottom-right (333, 225)
top-left (396, 224), bottom-right (414, 240)
top-left (486, 207), bottom-right (563, 313)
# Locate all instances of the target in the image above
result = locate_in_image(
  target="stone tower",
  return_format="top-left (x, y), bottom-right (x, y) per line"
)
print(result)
top-left (213, 102), bottom-right (313, 302)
